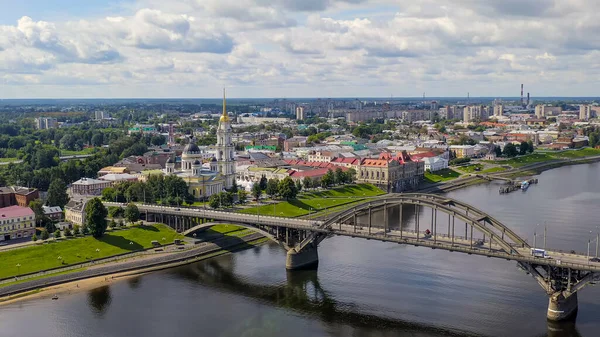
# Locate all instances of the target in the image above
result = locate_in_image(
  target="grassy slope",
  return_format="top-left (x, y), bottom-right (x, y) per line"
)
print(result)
top-left (424, 169), bottom-right (462, 183)
top-left (0, 224), bottom-right (182, 279)
top-left (238, 184), bottom-right (385, 217)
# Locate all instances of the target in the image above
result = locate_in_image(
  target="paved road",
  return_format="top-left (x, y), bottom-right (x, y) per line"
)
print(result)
top-left (0, 154), bottom-right (93, 166)
top-left (0, 233), bottom-right (263, 297)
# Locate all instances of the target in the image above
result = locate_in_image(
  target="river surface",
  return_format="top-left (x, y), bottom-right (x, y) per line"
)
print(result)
top-left (2, 163), bottom-right (600, 337)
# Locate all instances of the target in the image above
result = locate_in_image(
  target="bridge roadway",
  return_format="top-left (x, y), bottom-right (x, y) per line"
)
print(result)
top-left (106, 202), bottom-right (600, 273)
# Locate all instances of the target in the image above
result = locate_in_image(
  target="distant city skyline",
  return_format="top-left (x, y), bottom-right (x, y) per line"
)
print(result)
top-left (1, 0), bottom-right (599, 98)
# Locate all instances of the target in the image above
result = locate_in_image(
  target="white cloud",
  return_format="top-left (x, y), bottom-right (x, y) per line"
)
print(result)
top-left (1, 0), bottom-right (600, 97)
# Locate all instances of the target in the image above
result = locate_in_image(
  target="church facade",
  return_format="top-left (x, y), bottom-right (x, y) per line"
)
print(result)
top-left (163, 89), bottom-right (236, 200)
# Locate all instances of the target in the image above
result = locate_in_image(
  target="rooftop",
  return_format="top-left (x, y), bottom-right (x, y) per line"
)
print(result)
top-left (0, 206), bottom-right (34, 218)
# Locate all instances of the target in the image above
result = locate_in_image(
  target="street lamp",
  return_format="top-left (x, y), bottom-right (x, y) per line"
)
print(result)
top-left (16, 263), bottom-right (21, 275)
top-left (95, 248), bottom-right (100, 259)
top-left (57, 256), bottom-right (62, 264)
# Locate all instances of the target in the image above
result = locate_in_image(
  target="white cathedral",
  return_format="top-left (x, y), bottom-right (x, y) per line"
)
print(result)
top-left (163, 89), bottom-right (236, 199)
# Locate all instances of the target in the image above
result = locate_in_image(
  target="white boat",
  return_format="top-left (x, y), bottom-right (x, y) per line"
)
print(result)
top-left (521, 181), bottom-right (530, 191)
top-left (52, 294), bottom-right (59, 300)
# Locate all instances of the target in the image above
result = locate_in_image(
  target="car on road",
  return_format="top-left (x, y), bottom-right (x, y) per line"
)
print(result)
top-left (589, 257), bottom-right (600, 263)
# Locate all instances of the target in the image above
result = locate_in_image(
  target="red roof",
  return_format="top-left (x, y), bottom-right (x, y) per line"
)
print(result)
top-left (0, 206), bottom-right (34, 219)
top-left (289, 167), bottom-right (348, 178)
top-left (331, 157), bottom-right (360, 165)
top-left (410, 152), bottom-right (438, 161)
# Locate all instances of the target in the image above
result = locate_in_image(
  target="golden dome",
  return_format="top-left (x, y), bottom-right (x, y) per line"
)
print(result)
top-left (220, 114), bottom-right (230, 123)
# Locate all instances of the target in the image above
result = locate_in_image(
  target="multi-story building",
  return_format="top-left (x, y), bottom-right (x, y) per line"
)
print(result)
top-left (70, 178), bottom-right (112, 196)
top-left (493, 103), bottom-right (504, 117)
top-left (463, 105), bottom-right (488, 123)
top-left (0, 187), bottom-right (39, 208)
top-left (65, 199), bottom-right (88, 226)
top-left (355, 152), bottom-right (423, 192)
top-left (535, 105), bottom-right (562, 118)
top-left (296, 106), bottom-right (305, 120)
top-left (34, 117), bottom-right (58, 130)
top-left (580, 105), bottom-right (592, 121)
top-left (449, 145), bottom-right (476, 158)
top-left (283, 137), bottom-right (308, 151)
top-left (42, 206), bottom-right (63, 221)
top-left (95, 111), bottom-right (110, 120)
top-left (0, 206), bottom-right (36, 241)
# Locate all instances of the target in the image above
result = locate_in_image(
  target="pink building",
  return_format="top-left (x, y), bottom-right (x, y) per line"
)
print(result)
top-left (0, 206), bottom-right (36, 241)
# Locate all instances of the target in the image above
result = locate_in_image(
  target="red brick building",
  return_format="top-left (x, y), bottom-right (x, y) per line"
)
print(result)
top-left (0, 187), bottom-right (39, 208)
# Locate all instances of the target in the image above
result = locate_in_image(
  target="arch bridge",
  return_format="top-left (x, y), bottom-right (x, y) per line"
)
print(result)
top-left (104, 195), bottom-right (600, 322)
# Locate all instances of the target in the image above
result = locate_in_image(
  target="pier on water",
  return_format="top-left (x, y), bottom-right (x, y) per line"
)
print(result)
top-left (499, 178), bottom-right (539, 194)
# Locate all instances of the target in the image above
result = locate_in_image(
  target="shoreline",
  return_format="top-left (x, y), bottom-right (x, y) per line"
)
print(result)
top-left (0, 235), bottom-right (268, 306)
top-left (1, 156), bottom-right (598, 305)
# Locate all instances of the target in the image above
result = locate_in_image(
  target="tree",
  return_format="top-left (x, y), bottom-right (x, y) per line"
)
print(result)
top-left (54, 229), bottom-right (61, 238)
top-left (321, 169), bottom-right (334, 187)
top-left (82, 225), bottom-right (89, 235)
top-left (209, 194), bottom-right (221, 209)
top-left (29, 199), bottom-right (47, 226)
top-left (259, 175), bottom-right (268, 191)
top-left (237, 190), bottom-right (248, 204)
top-left (303, 176), bottom-right (312, 190)
top-left (278, 177), bottom-right (298, 200)
top-left (229, 180), bottom-right (238, 193)
top-left (59, 134), bottom-right (77, 151)
top-left (251, 183), bottom-right (262, 201)
top-left (108, 206), bottom-right (123, 219)
top-left (85, 198), bottom-right (108, 238)
top-left (47, 179), bottom-right (69, 208)
top-left (527, 140), bottom-right (534, 153)
top-left (295, 179), bottom-right (302, 192)
top-left (150, 135), bottom-right (166, 146)
top-left (347, 168), bottom-right (357, 183)
top-left (334, 168), bottom-right (345, 185)
top-left (503, 143), bottom-right (518, 157)
top-left (124, 203), bottom-right (140, 223)
top-left (91, 133), bottom-right (104, 147)
top-left (494, 145), bottom-right (502, 157)
top-left (519, 141), bottom-right (529, 155)
top-left (40, 229), bottom-right (50, 240)
top-left (64, 227), bottom-right (73, 237)
top-left (265, 178), bottom-right (279, 199)
top-left (32, 233), bottom-right (38, 242)
top-left (73, 224), bottom-right (81, 236)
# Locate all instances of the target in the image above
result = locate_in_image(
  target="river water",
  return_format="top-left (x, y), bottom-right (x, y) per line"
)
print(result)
top-left (1, 163), bottom-right (600, 337)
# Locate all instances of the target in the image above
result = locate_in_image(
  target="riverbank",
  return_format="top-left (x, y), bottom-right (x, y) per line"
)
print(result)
top-left (0, 232), bottom-right (267, 304)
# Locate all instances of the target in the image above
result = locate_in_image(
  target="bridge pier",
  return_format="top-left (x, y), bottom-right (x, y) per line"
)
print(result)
top-left (286, 244), bottom-right (319, 270)
top-left (547, 292), bottom-right (578, 322)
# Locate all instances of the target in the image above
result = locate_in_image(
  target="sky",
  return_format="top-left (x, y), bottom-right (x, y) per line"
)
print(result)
top-left (0, 0), bottom-right (599, 99)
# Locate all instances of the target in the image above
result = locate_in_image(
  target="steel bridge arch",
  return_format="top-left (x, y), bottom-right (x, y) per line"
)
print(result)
top-left (183, 222), bottom-right (292, 250)
top-left (402, 193), bottom-right (529, 248)
top-left (313, 195), bottom-right (529, 256)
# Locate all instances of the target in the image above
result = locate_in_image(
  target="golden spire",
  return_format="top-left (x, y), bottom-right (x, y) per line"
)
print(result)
top-left (220, 87), bottom-right (230, 122)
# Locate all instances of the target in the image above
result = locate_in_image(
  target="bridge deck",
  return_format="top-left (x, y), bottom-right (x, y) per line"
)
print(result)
top-left (105, 202), bottom-right (600, 272)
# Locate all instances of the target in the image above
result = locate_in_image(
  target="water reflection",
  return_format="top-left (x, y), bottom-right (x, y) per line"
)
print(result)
top-left (127, 276), bottom-right (142, 290)
top-left (87, 285), bottom-right (112, 316)
top-left (547, 320), bottom-right (582, 337)
top-left (169, 256), bottom-right (485, 337)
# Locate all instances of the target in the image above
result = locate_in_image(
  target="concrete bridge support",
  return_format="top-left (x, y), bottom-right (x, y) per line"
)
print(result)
top-left (547, 292), bottom-right (578, 322)
top-left (286, 244), bottom-right (319, 270)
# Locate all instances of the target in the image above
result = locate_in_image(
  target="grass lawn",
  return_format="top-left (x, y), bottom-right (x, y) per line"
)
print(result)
top-left (501, 153), bottom-right (555, 168)
top-left (0, 268), bottom-right (87, 288)
top-left (456, 164), bottom-right (484, 173)
top-left (424, 169), bottom-right (462, 183)
top-left (551, 148), bottom-right (600, 159)
top-left (480, 167), bottom-right (507, 174)
top-left (60, 148), bottom-right (96, 156)
top-left (238, 184), bottom-right (385, 217)
top-left (0, 224), bottom-right (183, 279)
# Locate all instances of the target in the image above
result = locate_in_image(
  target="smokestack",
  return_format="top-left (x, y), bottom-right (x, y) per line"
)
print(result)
top-left (527, 93), bottom-right (530, 106)
top-left (521, 84), bottom-right (524, 106)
